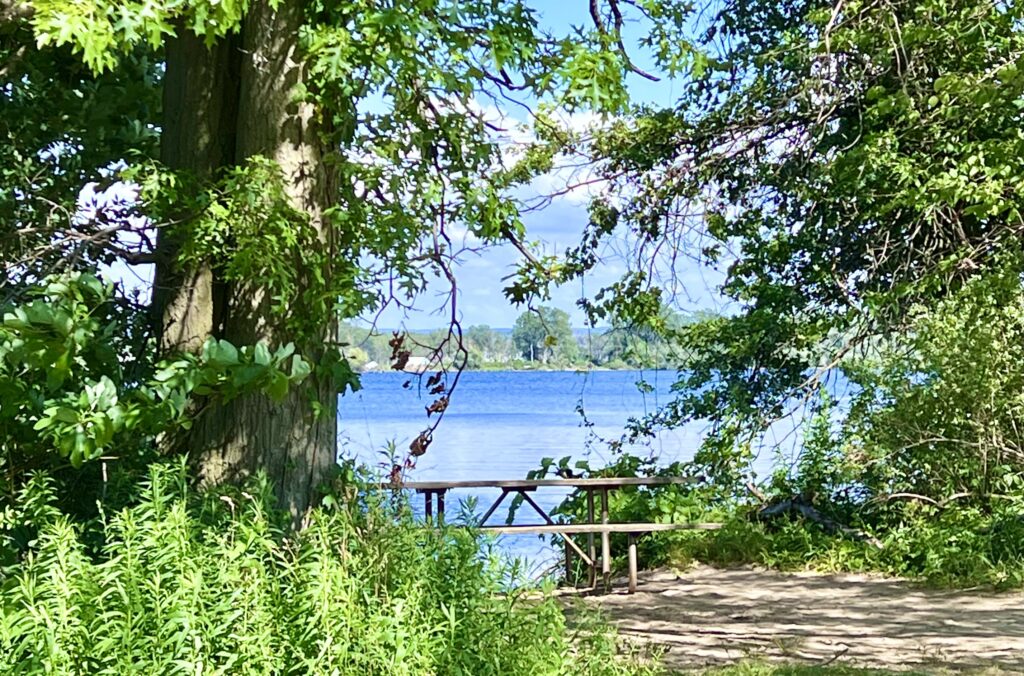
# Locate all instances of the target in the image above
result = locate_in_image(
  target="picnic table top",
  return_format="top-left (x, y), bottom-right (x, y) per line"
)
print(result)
top-left (384, 476), bottom-right (698, 491)
top-left (482, 522), bottom-right (722, 534)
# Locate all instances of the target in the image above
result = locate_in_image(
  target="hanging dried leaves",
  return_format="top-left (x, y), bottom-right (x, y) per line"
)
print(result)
top-left (426, 396), bottom-right (448, 416)
top-left (388, 332), bottom-right (411, 371)
top-left (392, 350), bottom-right (411, 371)
top-left (388, 332), bottom-right (404, 353)
top-left (426, 370), bottom-right (446, 395)
top-left (410, 430), bottom-right (432, 457)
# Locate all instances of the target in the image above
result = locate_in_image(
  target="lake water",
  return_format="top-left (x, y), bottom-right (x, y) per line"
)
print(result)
top-left (338, 370), bottom-right (707, 572)
top-left (339, 369), bottom-right (805, 574)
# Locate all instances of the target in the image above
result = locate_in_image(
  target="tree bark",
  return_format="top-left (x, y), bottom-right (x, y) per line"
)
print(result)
top-left (157, 0), bottom-right (337, 521)
top-left (154, 29), bottom-right (239, 352)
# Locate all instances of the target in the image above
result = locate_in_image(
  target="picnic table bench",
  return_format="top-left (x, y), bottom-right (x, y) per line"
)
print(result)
top-left (386, 477), bottom-right (722, 594)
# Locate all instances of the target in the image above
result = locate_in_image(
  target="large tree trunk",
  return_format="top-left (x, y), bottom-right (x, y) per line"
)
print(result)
top-left (156, 0), bottom-right (337, 521)
top-left (154, 29), bottom-right (239, 352)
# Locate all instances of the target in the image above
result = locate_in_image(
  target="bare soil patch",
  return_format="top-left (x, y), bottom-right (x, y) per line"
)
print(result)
top-left (573, 565), bottom-right (1024, 673)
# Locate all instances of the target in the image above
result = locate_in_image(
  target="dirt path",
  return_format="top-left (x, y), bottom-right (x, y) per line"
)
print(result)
top-left (574, 565), bottom-right (1024, 672)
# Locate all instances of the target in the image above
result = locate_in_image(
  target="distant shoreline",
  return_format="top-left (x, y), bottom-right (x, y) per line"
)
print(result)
top-left (358, 365), bottom-right (676, 374)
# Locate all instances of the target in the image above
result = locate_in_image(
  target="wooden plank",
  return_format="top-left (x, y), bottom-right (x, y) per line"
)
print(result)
top-left (481, 522), bottom-right (723, 535)
top-left (476, 489), bottom-right (509, 525)
top-left (385, 477), bottom-right (698, 490)
top-left (565, 537), bottom-right (574, 586)
top-left (586, 490), bottom-right (596, 588)
top-left (561, 535), bottom-right (594, 568)
top-left (600, 487), bottom-right (610, 591)
top-left (517, 490), bottom-right (556, 525)
top-left (627, 534), bottom-right (638, 594)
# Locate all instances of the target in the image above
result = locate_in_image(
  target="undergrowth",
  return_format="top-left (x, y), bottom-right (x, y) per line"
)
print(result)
top-left (540, 455), bottom-right (1024, 590)
top-left (0, 460), bottom-right (660, 675)
top-left (665, 507), bottom-right (1024, 589)
top-left (699, 661), bottom-right (929, 675)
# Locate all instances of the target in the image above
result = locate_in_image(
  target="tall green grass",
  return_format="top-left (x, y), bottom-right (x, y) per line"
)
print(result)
top-left (0, 461), bottom-right (658, 675)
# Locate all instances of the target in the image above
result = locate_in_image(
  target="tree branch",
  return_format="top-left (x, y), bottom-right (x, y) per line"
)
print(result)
top-left (757, 497), bottom-right (884, 549)
top-left (588, 0), bottom-right (660, 81)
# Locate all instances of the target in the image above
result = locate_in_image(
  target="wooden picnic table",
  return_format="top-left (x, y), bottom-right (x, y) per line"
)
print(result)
top-left (385, 476), bottom-right (709, 593)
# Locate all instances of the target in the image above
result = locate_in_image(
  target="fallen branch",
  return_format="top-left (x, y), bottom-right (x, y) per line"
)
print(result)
top-left (755, 498), bottom-right (884, 550)
top-left (745, 481), bottom-right (768, 503)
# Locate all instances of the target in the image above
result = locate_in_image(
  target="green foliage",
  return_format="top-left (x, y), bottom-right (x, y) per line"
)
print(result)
top-left (844, 259), bottom-right (1024, 503)
top-left (136, 157), bottom-right (354, 338)
top-left (523, 2), bottom-right (1024, 593)
top-left (766, 396), bottom-right (855, 508)
top-left (686, 261), bottom-right (1024, 588)
top-left (0, 460), bottom-right (662, 675)
top-left (0, 34), bottom-right (160, 289)
top-left (2, 274), bottom-right (151, 474)
top-left (5, 0), bottom-right (710, 512)
top-left (547, 353), bottom-right (1024, 589)
top-left (463, 324), bottom-right (514, 369)
top-left (30, 0), bottom-right (249, 71)
top-left (512, 306), bottom-right (577, 364)
top-left (671, 503), bottom-right (1024, 590)
top-left (564, 0), bottom-right (1024, 476)
top-left (0, 274), bottom-right (312, 481)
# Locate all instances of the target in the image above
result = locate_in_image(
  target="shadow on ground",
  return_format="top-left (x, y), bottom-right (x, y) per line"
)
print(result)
top-left (568, 565), bottom-right (1024, 673)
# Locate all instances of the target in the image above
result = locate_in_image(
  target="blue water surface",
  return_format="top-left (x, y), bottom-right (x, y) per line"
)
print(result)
top-left (338, 370), bottom-right (707, 573)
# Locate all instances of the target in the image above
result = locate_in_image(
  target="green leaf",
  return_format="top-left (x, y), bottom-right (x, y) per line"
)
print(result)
top-left (290, 355), bottom-right (311, 381)
top-left (267, 371), bottom-right (289, 401)
top-left (208, 339), bottom-right (239, 367)
top-left (254, 342), bottom-right (272, 366)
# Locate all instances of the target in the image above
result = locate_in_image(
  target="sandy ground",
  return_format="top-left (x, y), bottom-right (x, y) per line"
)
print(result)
top-left (571, 565), bottom-right (1024, 672)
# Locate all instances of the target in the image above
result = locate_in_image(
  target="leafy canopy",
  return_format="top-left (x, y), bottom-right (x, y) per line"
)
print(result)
top-left (563, 0), bottom-right (1024, 471)
top-left (2, 0), bottom-right (706, 491)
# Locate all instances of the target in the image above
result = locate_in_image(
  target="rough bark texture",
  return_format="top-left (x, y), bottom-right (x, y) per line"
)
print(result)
top-left (154, 30), bottom-right (239, 352)
top-left (156, 0), bottom-right (337, 521)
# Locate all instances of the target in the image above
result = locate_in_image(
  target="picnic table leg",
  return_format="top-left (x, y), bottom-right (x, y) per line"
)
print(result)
top-left (600, 488), bottom-right (610, 591)
top-left (587, 490), bottom-right (596, 588)
top-left (477, 489), bottom-right (510, 526)
top-left (437, 490), bottom-right (445, 523)
top-left (565, 537), bottom-right (574, 586)
top-left (627, 534), bottom-right (638, 594)
top-left (514, 490), bottom-right (594, 572)
top-left (424, 491), bottom-right (433, 523)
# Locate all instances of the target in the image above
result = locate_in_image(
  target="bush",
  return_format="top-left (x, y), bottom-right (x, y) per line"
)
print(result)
top-left (0, 461), bottom-right (659, 675)
top-left (537, 449), bottom-right (1024, 590)
top-left (663, 506), bottom-right (1024, 589)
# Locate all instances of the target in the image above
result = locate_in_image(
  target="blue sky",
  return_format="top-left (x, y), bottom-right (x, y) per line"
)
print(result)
top-left (100, 2), bottom-right (725, 330)
top-left (374, 2), bottom-right (724, 330)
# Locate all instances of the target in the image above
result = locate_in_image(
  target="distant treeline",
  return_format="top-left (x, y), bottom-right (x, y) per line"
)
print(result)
top-left (340, 305), bottom-right (715, 371)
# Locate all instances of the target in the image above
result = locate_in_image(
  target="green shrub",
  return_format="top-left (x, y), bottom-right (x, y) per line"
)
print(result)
top-left (0, 460), bottom-right (659, 675)
top-left (664, 506), bottom-right (1024, 589)
top-left (537, 448), bottom-right (1024, 589)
